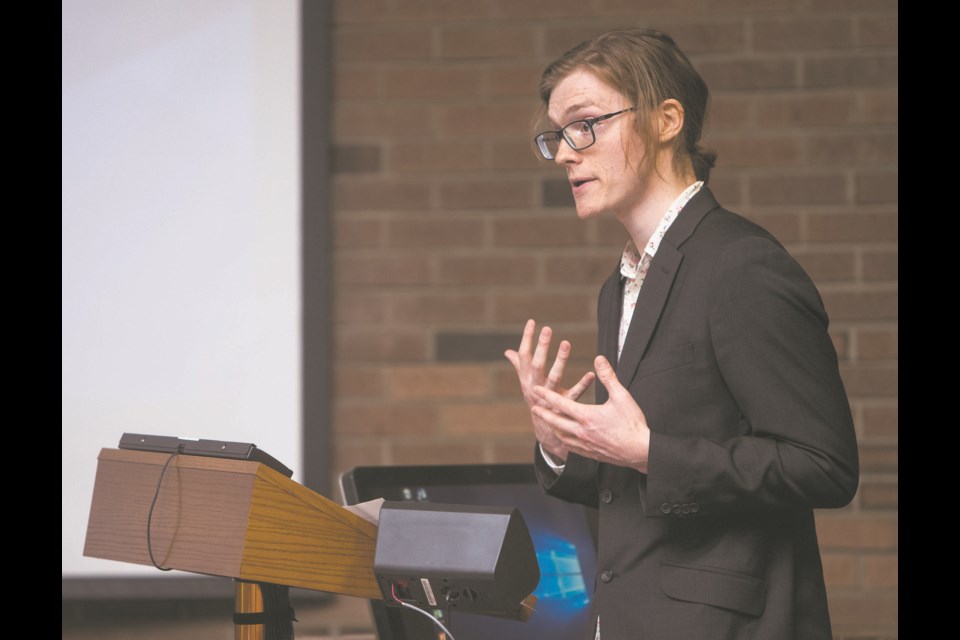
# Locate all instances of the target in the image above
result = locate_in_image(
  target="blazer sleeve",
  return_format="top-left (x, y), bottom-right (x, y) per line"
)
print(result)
top-left (643, 235), bottom-right (859, 517)
top-left (534, 444), bottom-right (601, 509)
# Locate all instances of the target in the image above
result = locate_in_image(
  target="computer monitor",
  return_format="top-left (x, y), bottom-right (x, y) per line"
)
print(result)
top-left (340, 463), bottom-right (598, 640)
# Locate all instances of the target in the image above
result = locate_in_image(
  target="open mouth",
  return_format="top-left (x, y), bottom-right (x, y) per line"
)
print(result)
top-left (571, 179), bottom-right (593, 188)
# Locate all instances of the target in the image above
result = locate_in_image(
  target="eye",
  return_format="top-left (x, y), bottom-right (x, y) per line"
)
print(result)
top-left (569, 120), bottom-right (591, 135)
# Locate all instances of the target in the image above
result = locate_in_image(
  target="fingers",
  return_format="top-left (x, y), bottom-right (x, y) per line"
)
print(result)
top-left (533, 385), bottom-right (584, 422)
top-left (530, 325), bottom-right (553, 372)
top-left (566, 371), bottom-right (596, 400)
top-left (594, 355), bottom-right (625, 397)
top-left (545, 340), bottom-right (571, 388)
top-left (517, 319), bottom-right (537, 356)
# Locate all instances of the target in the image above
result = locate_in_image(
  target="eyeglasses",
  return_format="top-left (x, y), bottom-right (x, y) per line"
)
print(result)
top-left (534, 108), bottom-right (637, 160)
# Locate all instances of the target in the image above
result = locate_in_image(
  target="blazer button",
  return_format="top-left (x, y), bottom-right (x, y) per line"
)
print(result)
top-left (671, 503), bottom-right (682, 515)
top-left (660, 503), bottom-right (672, 514)
top-left (600, 489), bottom-right (613, 504)
top-left (600, 570), bottom-right (614, 583)
top-left (690, 503), bottom-right (700, 513)
top-left (681, 504), bottom-right (691, 515)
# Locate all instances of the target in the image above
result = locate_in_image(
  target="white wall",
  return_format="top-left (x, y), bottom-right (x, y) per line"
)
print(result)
top-left (62, 0), bottom-right (300, 577)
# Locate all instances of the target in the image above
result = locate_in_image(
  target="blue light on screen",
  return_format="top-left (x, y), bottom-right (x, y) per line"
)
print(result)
top-left (532, 534), bottom-right (590, 613)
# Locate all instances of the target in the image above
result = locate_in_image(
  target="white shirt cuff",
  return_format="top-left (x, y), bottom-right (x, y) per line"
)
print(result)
top-left (539, 443), bottom-right (566, 473)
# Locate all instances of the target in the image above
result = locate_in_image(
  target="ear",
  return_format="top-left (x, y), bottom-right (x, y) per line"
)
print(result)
top-left (658, 99), bottom-right (685, 145)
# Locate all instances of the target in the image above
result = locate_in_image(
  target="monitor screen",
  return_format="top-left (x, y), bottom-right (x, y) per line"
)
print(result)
top-left (340, 464), bottom-right (598, 640)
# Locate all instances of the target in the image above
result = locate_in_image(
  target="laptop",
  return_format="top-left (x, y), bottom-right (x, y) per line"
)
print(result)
top-left (340, 463), bottom-right (598, 640)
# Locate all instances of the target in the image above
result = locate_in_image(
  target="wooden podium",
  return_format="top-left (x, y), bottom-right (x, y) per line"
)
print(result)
top-left (84, 447), bottom-right (381, 638)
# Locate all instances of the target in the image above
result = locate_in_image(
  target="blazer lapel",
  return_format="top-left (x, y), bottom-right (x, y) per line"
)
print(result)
top-left (614, 187), bottom-right (722, 388)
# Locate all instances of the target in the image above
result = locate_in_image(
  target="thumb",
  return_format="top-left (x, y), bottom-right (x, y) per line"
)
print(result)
top-left (594, 356), bottom-right (624, 393)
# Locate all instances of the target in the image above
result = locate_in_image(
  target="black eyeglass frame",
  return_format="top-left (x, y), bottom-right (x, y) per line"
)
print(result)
top-left (534, 107), bottom-right (637, 160)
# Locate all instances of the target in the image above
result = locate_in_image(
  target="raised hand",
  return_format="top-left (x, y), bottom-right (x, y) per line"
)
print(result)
top-left (504, 319), bottom-right (595, 463)
top-left (533, 355), bottom-right (651, 473)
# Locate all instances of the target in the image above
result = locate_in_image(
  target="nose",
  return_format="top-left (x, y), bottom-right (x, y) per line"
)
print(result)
top-left (552, 138), bottom-right (579, 165)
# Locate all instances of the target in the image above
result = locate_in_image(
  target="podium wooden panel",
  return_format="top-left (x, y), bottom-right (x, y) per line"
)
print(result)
top-left (84, 448), bottom-right (381, 599)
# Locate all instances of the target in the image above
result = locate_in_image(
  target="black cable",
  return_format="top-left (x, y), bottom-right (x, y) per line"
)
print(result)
top-left (146, 451), bottom-right (180, 571)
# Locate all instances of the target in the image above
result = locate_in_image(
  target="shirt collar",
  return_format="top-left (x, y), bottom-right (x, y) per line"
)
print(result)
top-left (620, 181), bottom-right (703, 279)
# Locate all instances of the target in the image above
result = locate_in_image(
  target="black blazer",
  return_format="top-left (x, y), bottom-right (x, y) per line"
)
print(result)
top-left (536, 187), bottom-right (859, 640)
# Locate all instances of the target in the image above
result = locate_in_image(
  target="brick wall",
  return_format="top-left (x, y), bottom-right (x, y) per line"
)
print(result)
top-left (328, 2), bottom-right (897, 638)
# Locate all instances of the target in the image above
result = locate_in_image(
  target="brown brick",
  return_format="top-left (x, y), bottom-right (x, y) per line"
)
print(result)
top-left (862, 250), bottom-right (898, 283)
top-left (387, 365), bottom-right (492, 399)
top-left (750, 173), bottom-right (847, 206)
top-left (496, 367), bottom-right (522, 397)
top-left (392, 440), bottom-right (486, 465)
top-left (333, 66), bottom-right (379, 100)
top-left (388, 141), bottom-right (486, 173)
top-left (543, 25), bottom-right (624, 59)
top-left (857, 328), bottom-right (897, 360)
top-left (860, 445), bottom-right (898, 472)
top-left (334, 218), bottom-right (384, 249)
top-left (808, 0), bottom-right (898, 8)
top-left (392, 293), bottom-right (489, 324)
top-left (439, 103), bottom-right (538, 137)
top-left (815, 515), bottom-right (897, 551)
top-left (756, 92), bottom-right (858, 127)
top-left (437, 255), bottom-right (537, 286)
top-left (493, 292), bottom-right (594, 323)
top-left (706, 95), bottom-right (753, 130)
top-left (793, 249), bottom-right (856, 283)
top-left (336, 330), bottom-right (430, 362)
top-left (807, 212), bottom-right (898, 243)
top-left (335, 366), bottom-right (384, 398)
top-left (862, 405), bottom-right (898, 437)
top-left (386, 218), bottom-right (485, 248)
top-left (705, 174), bottom-right (743, 208)
top-left (440, 27), bottom-right (535, 59)
top-left (702, 0), bottom-right (799, 9)
top-left (335, 293), bottom-right (388, 324)
top-left (855, 171), bottom-right (898, 204)
top-left (862, 555), bottom-right (898, 588)
top-left (334, 442), bottom-right (386, 474)
top-left (754, 17), bottom-right (854, 51)
top-left (333, 28), bottom-right (431, 62)
top-left (861, 89), bottom-right (898, 124)
top-left (827, 594), bottom-right (898, 627)
top-left (437, 332), bottom-right (526, 363)
top-left (861, 481), bottom-right (898, 509)
top-left (542, 178), bottom-right (575, 208)
top-left (335, 254), bottom-right (433, 286)
top-left (710, 134), bottom-right (803, 167)
top-left (597, 0), bottom-right (713, 14)
top-left (839, 364), bottom-right (898, 397)
top-left (335, 403), bottom-right (437, 436)
top-left (382, 66), bottom-right (486, 99)
top-left (333, 178), bottom-right (431, 210)
top-left (492, 140), bottom-right (542, 170)
top-left (594, 217), bottom-right (631, 245)
top-left (658, 20), bottom-right (747, 54)
top-left (332, 0), bottom-right (387, 25)
top-left (821, 553), bottom-right (858, 588)
top-left (439, 180), bottom-right (534, 209)
top-left (807, 132), bottom-right (899, 166)
top-left (857, 13), bottom-right (899, 47)
top-left (488, 63), bottom-right (543, 97)
top-left (492, 439), bottom-right (538, 463)
top-left (440, 402), bottom-right (533, 435)
top-left (333, 103), bottom-right (431, 138)
top-left (494, 216), bottom-right (587, 246)
top-left (804, 54), bottom-right (898, 88)
top-left (544, 253), bottom-right (618, 285)
top-left (698, 58), bottom-right (797, 91)
top-left (493, 0), bottom-right (592, 18)
top-left (385, 0), bottom-right (490, 21)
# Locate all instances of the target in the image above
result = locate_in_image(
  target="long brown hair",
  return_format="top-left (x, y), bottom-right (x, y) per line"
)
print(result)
top-left (538, 29), bottom-right (717, 183)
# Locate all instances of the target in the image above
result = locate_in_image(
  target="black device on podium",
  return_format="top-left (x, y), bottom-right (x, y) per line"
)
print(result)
top-left (341, 463), bottom-right (599, 640)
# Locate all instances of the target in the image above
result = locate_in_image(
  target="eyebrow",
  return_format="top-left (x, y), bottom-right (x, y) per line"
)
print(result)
top-left (548, 100), bottom-right (598, 128)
